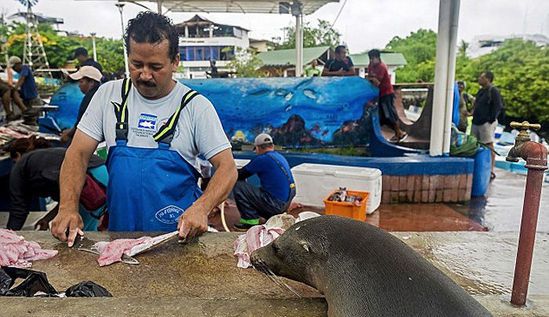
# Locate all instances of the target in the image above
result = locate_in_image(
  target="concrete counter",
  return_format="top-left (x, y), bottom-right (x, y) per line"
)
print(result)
top-left (2, 231), bottom-right (548, 316)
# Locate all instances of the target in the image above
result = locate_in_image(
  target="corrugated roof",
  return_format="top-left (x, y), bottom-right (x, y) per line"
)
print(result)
top-left (257, 46), bottom-right (331, 66)
top-left (161, 1), bottom-right (339, 15)
top-left (350, 52), bottom-right (407, 66)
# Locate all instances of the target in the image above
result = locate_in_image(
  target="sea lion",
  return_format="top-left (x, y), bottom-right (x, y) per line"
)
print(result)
top-left (251, 215), bottom-right (492, 317)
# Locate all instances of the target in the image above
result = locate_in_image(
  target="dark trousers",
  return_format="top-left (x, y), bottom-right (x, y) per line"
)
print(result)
top-left (233, 180), bottom-right (293, 220)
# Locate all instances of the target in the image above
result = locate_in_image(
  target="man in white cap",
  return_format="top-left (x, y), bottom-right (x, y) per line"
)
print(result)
top-left (61, 66), bottom-right (103, 143)
top-left (232, 133), bottom-right (296, 230)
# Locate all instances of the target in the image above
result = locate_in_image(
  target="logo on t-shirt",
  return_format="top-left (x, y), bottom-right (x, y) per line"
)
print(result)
top-left (155, 205), bottom-right (184, 224)
top-left (138, 113), bottom-right (157, 130)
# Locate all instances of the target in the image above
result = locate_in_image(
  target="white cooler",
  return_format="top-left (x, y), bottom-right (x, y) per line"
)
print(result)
top-left (291, 163), bottom-right (382, 214)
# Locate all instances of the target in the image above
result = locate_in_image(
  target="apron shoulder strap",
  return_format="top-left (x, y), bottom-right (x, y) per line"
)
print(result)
top-left (114, 78), bottom-right (132, 141)
top-left (153, 89), bottom-right (200, 144)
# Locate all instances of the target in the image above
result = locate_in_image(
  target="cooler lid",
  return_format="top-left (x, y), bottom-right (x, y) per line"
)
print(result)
top-left (291, 163), bottom-right (382, 180)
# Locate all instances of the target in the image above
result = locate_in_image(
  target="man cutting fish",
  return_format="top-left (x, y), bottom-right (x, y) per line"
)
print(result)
top-left (51, 12), bottom-right (237, 246)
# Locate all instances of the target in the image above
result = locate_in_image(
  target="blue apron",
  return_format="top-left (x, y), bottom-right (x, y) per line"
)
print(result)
top-left (106, 79), bottom-right (202, 231)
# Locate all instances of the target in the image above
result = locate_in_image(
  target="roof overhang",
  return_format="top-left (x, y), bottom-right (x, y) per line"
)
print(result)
top-left (95, 1), bottom-right (339, 15)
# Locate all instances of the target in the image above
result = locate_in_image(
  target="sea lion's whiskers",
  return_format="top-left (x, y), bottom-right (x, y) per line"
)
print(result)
top-left (258, 259), bottom-right (302, 298)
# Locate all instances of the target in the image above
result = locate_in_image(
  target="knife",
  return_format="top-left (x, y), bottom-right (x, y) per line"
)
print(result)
top-left (72, 234), bottom-right (140, 265)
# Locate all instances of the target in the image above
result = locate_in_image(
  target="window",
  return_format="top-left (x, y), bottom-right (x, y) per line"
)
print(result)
top-left (195, 47), bottom-right (203, 61)
top-left (187, 47), bottom-right (195, 61)
top-left (211, 47), bottom-right (220, 60)
top-left (180, 46), bottom-right (229, 61)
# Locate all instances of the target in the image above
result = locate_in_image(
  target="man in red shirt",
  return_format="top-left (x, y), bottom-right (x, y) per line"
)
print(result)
top-left (367, 49), bottom-right (407, 142)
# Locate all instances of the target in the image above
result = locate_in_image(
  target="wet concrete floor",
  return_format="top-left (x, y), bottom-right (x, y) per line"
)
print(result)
top-left (210, 168), bottom-right (547, 234)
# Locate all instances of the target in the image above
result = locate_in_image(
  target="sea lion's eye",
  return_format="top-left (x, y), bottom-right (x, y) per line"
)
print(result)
top-left (272, 242), bottom-right (281, 255)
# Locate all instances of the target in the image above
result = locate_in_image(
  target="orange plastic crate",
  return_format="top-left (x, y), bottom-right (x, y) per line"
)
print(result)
top-left (323, 190), bottom-right (369, 221)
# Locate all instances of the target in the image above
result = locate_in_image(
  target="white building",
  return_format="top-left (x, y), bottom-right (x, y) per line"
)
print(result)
top-left (468, 34), bottom-right (549, 58)
top-left (175, 15), bottom-right (250, 79)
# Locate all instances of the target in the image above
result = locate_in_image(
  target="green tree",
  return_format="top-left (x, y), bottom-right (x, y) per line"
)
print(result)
top-left (227, 48), bottom-right (265, 78)
top-left (385, 29), bottom-right (437, 83)
top-left (277, 19), bottom-right (341, 49)
top-left (5, 21), bottom-right (125, 74)
top-left (457, 39), bottom-right (549, 123)
top-left (94, 37), bottom-right (125, 74)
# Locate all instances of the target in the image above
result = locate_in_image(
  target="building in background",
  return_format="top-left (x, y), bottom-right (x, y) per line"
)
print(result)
top-left (256, 47), bottom-right (406, 81)
top-left (468, 34), bottom-right (549, 58)
top-left (249, 39), bottom-right (276, 53)
top-left (256, 46), bottom-right (333, 77)
top-left (175, 15), bottom-right (249, 79)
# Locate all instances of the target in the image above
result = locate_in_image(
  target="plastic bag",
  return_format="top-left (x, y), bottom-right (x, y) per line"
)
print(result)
top-left (0, 267), bottom-right (57, 297)
top-left (65, 281), bottom-right (112, 297)
top-left (0, 267), bottom-right (111, 297)
top-left (450, 125), bottom-right (480, 157)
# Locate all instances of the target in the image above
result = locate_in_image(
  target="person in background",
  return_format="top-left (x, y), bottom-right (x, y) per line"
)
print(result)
top-left (7, 56), bottom-right (41, 120)
top-left (457, 81), bottom-right (475, 133)
top-left (304, 59), bottom-right (322, 77)
top-left (322, 45), bottom-right (355, 76)
top-left (72, 47), bottom-right (103, 73)
top-left (367, 49), bottom-right (407, 143)
top-left (208, 60), bottom-right (219, 78)
top-left (5, 137), bottom-right (108, 231)
top-left (232, 133), bottom-right (296, 231)
top-left (61, 66), bottom-right (103, 143)
top-left (0, 77), bottom-right (28, 121)
top-left (472, 71), bottom-right (503, 180)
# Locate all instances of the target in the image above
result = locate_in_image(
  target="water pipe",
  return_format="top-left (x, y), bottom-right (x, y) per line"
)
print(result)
top-left (506, 121), bottom-right (548, 306)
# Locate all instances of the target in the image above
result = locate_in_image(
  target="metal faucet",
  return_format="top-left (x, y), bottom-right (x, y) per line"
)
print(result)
top-left (505, 121), bottom-right (548, 306)
top-left (506, 121), bottom-right (541, 162)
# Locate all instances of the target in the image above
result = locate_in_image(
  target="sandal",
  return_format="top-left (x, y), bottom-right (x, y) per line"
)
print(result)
top-left (398, 132), bottom-right (408, 143)
top-left (490, 172), bottom-right (496, 181)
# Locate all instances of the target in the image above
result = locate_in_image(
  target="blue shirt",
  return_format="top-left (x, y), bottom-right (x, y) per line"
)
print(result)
top-left (243, 151), bottom-right (294, 202)
top-left (19, 65), bottom-right (38, 100)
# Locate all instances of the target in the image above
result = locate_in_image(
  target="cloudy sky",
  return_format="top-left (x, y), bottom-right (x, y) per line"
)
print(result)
top-left (2, 0), bottom-right (548, 53)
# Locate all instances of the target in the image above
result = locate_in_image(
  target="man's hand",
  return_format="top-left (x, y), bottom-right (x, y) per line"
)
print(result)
top-left (60, 129), bottom-right (71, 143)
top-left (369, 76), bottom-right (380, 87)
top-left (51, 208), bottom-right (84, 247)
top-left (177, 203), bottom-right (208, 241)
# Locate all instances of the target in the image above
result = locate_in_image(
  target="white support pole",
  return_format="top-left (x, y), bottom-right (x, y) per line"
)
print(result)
top-left (430, 0), bottom-right (451, 156)
top-left (295, 13), bottom-right (304, 77)
top-left (116, 3), bottom-right (130, 78)
top-left (91, 32), bottom-right (97, 61)
top-left (442, 0), bottom-right (461, 154)
top-left (157, 1), bottom-right (163, 14)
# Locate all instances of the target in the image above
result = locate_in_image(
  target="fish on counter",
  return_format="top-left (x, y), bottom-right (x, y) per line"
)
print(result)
top-left (90, 231), bottom-right (179, 267)
top-left (0, 229), bottom-right (58, 268)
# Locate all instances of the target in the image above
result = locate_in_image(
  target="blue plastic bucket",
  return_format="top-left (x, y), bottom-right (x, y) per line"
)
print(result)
top-left (472, 147), bottom-right (491, 196)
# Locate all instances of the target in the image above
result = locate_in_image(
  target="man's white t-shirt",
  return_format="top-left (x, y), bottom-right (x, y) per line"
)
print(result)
top-left (77, 79), bottom-right (231, 173)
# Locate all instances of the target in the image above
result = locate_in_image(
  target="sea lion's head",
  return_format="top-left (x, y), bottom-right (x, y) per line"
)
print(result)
top-left (251, 216), bottom-right (334, 290)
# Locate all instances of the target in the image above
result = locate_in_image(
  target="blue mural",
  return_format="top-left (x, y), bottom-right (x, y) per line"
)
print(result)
top-left (182, 77), bottom-right (379, 148)
top-left (44, 77), bottom-right (380, 148)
